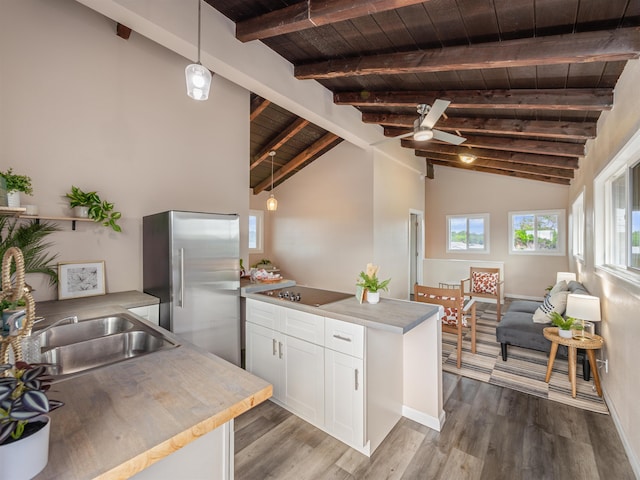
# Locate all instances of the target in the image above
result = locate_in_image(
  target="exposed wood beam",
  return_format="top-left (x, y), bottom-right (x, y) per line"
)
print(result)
top-left (419, 152), bottom-right (573, 179)
top-left (426, 159), bottom-right (571, 185)
top-left (251, 118), bottom-right (311, 171)
top-left (236, 0), bottom-right (428, 42)
top-left (413, 144), bottom-right (579, 169)
top-left (403, 135), bottom-right (584, 157)
top-left (372, 115), bottom-right (596, 140)
top-left (253, 133), bottom-right (340, 194)
top-left (296, 27), bottom-right (640, 79)
top-left (250, 96), bottom-right (271, 121)
top-left (334, 88), bottom-right (613, 111)
top-left (116, 23), bottom-right (131, 40)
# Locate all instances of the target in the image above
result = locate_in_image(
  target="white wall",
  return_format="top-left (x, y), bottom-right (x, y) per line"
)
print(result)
top-left (569, 59), bottom-right (640, 477)
top-left (0, 0), bottom-right (249, 300)
top-left (424, 167), bottom-right (570, 298)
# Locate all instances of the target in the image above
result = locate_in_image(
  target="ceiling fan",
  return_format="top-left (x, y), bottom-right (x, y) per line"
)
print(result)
top-left (373, 99), bottom-right (466, 146)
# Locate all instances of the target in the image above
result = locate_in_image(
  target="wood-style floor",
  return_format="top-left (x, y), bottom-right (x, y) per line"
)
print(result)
top-left (234, 372), bottom-right (636, 479)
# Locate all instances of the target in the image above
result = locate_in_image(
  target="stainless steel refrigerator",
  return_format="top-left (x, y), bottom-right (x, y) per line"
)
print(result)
top-left (142, 210), bottom-right (240, 366)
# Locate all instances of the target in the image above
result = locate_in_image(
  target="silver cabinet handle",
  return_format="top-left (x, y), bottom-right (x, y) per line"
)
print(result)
top-left (333, 334), bottom-right (351, 342)
top-left (355, 369), bottom-right (359, 391)
top-left (278, 341), bottom-right (283, 359)
top-left (179, 248), bottom-right (185, 308)
top-left (272, 338), bottom-right (277, 356)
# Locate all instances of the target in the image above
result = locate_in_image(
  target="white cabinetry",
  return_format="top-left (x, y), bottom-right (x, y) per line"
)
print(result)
top-left (128, 304), bottom-right (159, 325)
top-left (246, 322), bottom-right (284, 400)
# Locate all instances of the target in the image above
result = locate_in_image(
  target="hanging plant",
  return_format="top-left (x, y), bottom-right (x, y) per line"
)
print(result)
top-left (65, 186), bottom-right (122, 232)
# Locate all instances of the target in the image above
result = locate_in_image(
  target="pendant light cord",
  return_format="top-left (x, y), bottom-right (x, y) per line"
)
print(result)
top-left (197, 0), bottom-right (202, 64)
top-left (271, 151), bottom-right (275, 191)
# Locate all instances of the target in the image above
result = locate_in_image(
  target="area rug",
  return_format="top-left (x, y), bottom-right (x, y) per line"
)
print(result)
top-left (441, 303), bottom-right (609, 414)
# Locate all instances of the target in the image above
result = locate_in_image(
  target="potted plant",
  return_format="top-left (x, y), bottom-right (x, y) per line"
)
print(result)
top-left (0, 169), bottom-right (33, 208)
top-left (356, 263), bottom-right (391, 304)
top-left (0, 362), bottom-right (64, 480)
top-left (549, 311), bottom-right (580, 339)
top-left (65, 186), bottom-right (122, 232)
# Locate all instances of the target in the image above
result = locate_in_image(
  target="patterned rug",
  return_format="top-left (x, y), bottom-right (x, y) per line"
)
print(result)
top-left (441, 303), bottom-right (609, 414)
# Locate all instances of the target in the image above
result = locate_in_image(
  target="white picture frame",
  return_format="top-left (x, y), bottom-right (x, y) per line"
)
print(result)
top-left (58, 261), bottom-right (106, 300)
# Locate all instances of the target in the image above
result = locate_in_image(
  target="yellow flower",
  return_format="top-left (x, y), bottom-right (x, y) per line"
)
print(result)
top-left (366, 263), bottom-right (379, 277)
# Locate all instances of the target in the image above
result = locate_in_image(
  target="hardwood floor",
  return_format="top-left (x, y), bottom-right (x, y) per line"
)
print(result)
top-left (234, 372), bottom-right (636, 479)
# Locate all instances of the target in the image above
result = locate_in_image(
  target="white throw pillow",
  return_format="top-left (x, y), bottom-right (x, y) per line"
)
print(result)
top-left (533, 291), bottom-right (569, 324)
top-left (549, 280), bottom-right (568, 296)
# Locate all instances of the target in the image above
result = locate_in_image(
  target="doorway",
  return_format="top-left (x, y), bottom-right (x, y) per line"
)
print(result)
top-left (409, 210), bottom-right (424, 300)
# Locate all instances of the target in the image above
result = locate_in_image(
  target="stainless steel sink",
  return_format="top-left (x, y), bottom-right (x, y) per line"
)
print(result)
top-left (32, 313), bottom-right (179, 381)
top-left (38, 316), bottom-right (135, 348)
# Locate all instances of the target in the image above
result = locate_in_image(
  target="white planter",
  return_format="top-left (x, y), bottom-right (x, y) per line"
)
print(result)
top-left (367, 291), bottom-right (380, 304)
top-left (73, 206), bottom-right (89, 218)
top-left (6, 191), bottom-right (20, 208)
top-left (0, 417), bottom-right (50, 480)
top-left (558, 329), bottom-right (572, 339)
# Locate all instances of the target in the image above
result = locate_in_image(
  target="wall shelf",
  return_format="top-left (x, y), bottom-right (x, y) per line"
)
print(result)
top-left (4, 212), bottom-right (95, 231)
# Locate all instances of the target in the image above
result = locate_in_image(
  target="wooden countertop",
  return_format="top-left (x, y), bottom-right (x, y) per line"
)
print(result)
top-left (32, 300), bottom-right (272, 479)
top-left (245, 292), bottom-right (440, 335)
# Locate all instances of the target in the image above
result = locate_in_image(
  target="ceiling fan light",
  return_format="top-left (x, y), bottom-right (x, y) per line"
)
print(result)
top-left (413, 128), bottom-right (434, 142)
top-left (459, 153), bottom-right (477, 164)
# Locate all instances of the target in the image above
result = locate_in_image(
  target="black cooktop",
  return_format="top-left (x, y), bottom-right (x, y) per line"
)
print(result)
top-left (256, 285), bottom-right (352, 307)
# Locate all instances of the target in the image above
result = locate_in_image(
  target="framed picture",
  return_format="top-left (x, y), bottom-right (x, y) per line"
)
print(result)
top-left (58, 261), bottom-right (106, 300)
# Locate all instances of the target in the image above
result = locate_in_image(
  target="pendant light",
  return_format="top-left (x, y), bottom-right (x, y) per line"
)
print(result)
top-left (459, 153), bottom-right (477, 164)
top-left (266, 151), bottom-right (278, 211)
top-left (185, 0), bottom-right (211, 101)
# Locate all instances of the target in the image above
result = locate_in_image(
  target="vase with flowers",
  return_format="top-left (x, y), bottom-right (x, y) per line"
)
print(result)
top-left (356, 263), bottom-right (391, 304)
top-left (0, 361), bottom-right (64, 480)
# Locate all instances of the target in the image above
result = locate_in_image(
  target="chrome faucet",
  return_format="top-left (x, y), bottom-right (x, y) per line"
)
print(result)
top-left (31, 315), bottom-right (79, 337)
top-left (4, 309), bottom-right (26, 336)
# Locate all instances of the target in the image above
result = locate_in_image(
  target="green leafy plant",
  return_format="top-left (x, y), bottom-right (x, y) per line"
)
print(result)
top-left (549, 311), bottom-right (582, 331)
top-left (0, 218), bottom-right (59, 285)
top-left (65, 186), bottom-right (122, 232)
top-left (0, 168), bottom-right (33, 195)
top-left (0, 362), bottom-right (64, 445)
top-left (356, 263), bottom-right (391, 293)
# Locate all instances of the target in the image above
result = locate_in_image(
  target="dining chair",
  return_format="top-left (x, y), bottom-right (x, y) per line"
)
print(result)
top-left (462, 267), bottom-right (503, 322)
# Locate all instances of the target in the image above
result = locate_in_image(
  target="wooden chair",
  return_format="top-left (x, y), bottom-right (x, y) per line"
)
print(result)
top-left (462, 267), bottom-right (503, 322)
top-left (414, 284), bottom-right (476, 369)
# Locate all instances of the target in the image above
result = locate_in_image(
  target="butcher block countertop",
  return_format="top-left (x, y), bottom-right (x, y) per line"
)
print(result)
top-left (32, 295), bottom-right (272, 480)
top-left (245, 292), bottom-right (440, 335)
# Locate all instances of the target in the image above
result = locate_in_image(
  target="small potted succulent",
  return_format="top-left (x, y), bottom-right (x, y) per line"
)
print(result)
top-left (0, 168), bottom-right (33, 208)
top-left (549, 311), bottom-right (580, 339)
top-left (0, 362), bottom-right (64, 479)
top-left (356, 263), bottom-right (391, 304)
top-left (65, 185), bottom-right (122, 232)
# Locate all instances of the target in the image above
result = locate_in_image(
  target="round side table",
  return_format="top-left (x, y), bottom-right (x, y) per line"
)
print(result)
top-left (543, 327), bottom-right (604, 399)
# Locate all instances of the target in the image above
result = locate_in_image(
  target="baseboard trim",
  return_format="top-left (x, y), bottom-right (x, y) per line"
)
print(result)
top-left (603, 390), bottom-right (640, 479)
top-left (402, 405), bottom-right (445, 432)
top-left (505, 294), bottom-right (545, 301)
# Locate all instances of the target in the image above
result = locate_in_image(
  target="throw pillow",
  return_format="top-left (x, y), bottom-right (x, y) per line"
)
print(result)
top-left (472, 271), bottom-right (499, 295)
top-left (549, 280), bottom-right (568, 296)
top-left (532, 291), bottom-right (569, 324)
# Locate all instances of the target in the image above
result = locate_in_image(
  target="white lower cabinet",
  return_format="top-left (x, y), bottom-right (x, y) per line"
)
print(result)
top-left (128, 304), bottom-right (160, 325)
top-left (324, 349), bottom-right (364, 448)
top-left (245, 322), bottom-right (284, 401)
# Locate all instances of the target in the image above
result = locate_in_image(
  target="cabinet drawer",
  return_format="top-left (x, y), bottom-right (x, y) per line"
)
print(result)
top-left (246, 298), bottom-right (279, 330)
top-left (280, 308), bottom-right (324, 345)
top-left (325, 317), bottom-right (364, 358)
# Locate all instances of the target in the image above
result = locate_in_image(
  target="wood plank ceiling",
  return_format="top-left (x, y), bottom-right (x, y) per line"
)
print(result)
top-left (204, 0), bottom-right (640, 188)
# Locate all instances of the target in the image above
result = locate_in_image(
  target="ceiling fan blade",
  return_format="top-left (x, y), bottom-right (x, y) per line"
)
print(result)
top-left (371, 131), bottom-right (414, 146)
top-left (432, 129), bottom-right (466, 145)
top-left (421, 99), bottom-right (450, 129)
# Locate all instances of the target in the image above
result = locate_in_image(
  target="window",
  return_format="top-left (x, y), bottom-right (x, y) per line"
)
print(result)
top-left (571, 190), bottom-right (585, 260)
top-left (594, 129), bottom-right (640, 281)
top-left (509, 210), bottom-right (565, 255)
top-left (248, 210), bottom-right (264, 253)
top-left (446, 214), bottom-right (489, 253)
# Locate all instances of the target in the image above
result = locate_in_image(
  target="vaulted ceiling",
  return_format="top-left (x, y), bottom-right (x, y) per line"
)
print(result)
top-left (204, 0), bottom-right (640, 189)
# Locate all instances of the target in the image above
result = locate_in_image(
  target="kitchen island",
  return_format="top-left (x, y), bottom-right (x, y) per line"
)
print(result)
top-left (244, 288), bottom-right (442, 456)
top-left (32, 296), bottom-right (271, 480)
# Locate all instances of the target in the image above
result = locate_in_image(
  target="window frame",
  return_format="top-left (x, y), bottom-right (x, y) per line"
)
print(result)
top-left (248, 209), bottom-right (264, 254)
top-left (508, 209), bottom-right (566, 256)
top-left (571, 188), bottom-right (585, 261)
top-left (445, 213), bottom-right (490, 254)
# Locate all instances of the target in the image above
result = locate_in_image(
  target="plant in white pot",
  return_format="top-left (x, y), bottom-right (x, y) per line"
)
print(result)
top-left (549, 311), bottom-right (580, 339)
top-left (65, 185), bottom-right (122, 232)
top-left (0, 169), bottom-right (33, 208)
top-left (0, 361), bottom-right (64, 480)
top-left (356, 263), bottom-right (391, 304)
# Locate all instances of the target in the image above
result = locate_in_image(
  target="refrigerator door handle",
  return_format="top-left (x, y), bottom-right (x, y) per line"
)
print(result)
top-left (179, 247), bottom-right (185, 308)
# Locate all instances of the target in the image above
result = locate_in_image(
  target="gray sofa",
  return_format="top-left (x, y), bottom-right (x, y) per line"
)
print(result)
top-left (496, 280), bottom-right (591, 376)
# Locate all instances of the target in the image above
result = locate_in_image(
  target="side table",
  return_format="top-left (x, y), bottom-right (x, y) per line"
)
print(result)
top-left (543, 327), bottom-right (604, 398)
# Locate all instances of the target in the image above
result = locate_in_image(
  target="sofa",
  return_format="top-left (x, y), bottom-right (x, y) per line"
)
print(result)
top-left (496, 280), bottom-right (592, 377)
